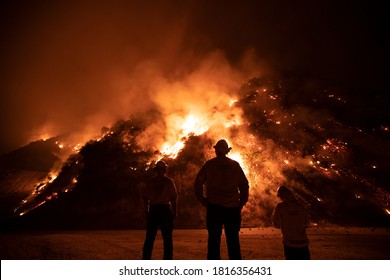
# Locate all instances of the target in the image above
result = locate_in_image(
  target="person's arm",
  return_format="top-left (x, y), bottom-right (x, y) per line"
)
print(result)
top-left (239, 185), bottom-right (249, 208)
top-left (238, 166), bottom-right (249, 208)
top-left (272, 204), bottom-right (281, 229)
top-left (170, 180), bottom-right (178, 218)
top-left (194, 166), bottom-right (208, 206)
top-left (142, 178), bottom-right (154, 218)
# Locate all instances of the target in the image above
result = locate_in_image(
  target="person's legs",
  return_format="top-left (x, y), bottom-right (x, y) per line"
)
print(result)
top-left (223, 206), bottom-right (242, 260)
top-left (142, 211), bottom-right (158, 260)
top-left (283, 245), bottom-right (310, 260)
top-left (297, 246), bottom-right (310, 260)
top-left (283, 245), bottom-right (293, 260)
top-left (160, 206), bottom-right (174, 260)
top-left (206, 203), bottom-right (223, 260)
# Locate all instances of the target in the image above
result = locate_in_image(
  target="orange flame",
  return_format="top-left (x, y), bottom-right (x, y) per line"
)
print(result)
top-left (160, 114), bottom-right (209, 158)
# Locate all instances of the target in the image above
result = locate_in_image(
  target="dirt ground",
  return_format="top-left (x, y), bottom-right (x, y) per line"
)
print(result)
top-left (1, 227), bottom-right (389, 260)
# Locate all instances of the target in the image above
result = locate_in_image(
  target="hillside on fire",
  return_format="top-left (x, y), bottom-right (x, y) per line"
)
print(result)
top-left (1, 76), bottom-right (389, 230)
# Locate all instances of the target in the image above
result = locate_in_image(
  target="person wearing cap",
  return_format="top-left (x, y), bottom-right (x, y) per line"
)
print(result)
top-left (272, 185), bottom-right (310, 260)
top-left (194, 139), bottom-right (249, 260)
top-left (142, 160), bottom-right (178, 260)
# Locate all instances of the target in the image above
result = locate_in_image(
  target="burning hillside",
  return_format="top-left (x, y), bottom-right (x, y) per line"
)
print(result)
top-left (1, 75), bottom-right (389, 230)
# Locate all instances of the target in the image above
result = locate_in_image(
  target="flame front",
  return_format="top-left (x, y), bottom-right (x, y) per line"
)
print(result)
top-left (161, 114), bottom-right (209, 158)
top-left (12, 74), bottom-right (390, 227)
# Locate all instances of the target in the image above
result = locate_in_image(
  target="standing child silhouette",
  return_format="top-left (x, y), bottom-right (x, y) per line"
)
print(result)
top-left (272, 185), bottom-right (310, 260)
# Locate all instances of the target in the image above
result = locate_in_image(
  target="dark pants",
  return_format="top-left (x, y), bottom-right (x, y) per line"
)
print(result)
top-left (284, 245), bottom-right (311, 260)
top-left (142, 204), bottom-right (174, 260)
top-left (206, 203), bottom-right (242, 260)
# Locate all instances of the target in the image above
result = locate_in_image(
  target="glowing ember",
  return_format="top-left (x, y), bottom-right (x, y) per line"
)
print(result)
top-left (73, 144), bottom-right (82, 152)
top-left (48, 174), bottom-right (58, 183)
top-left (55, 141), bottom-right (64, 149)
top-left (381, 126), bottom-right (389, 132)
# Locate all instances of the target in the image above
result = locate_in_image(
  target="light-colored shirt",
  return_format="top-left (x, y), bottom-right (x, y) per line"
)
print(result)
top-left (272, 200), bottom-right (309, 247)
top-left (194, 156), bottom-right (249, 207)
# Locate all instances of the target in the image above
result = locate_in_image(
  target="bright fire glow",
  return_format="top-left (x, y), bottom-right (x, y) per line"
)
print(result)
top-left (160, 114), bottom-right (209, 158)
top-left (229, 151), bottom-right (248, 174)
top-left (229, 99), bottom-right (238, 106)
top-left (73, 143), bottom-right (82, 152)
top-left (14, 71), bottom-right (390, 227)
top-left (182, 114), bottom-right (208, 135)
top-left (161, 141), bottom-right (185, 157)
top-left (48, 174), bottom-right (58, 183)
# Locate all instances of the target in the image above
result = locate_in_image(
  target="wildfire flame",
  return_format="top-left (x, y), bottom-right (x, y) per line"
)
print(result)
top-left (161, 114), bottom-right (209, 158)
top-left (11, 74), bottom-right (390, 227)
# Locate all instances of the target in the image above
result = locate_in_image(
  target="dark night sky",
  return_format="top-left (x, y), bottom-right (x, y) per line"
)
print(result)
top-left (0, 0), bottom-right (388, 154)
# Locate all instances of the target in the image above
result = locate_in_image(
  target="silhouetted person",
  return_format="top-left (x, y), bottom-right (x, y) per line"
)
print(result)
top-left (142, 160), bottom-right (178, 260)
top-left (272, 185), bottom-right (310, 260)
top-left (194, 139), bottom-right (249, 260)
